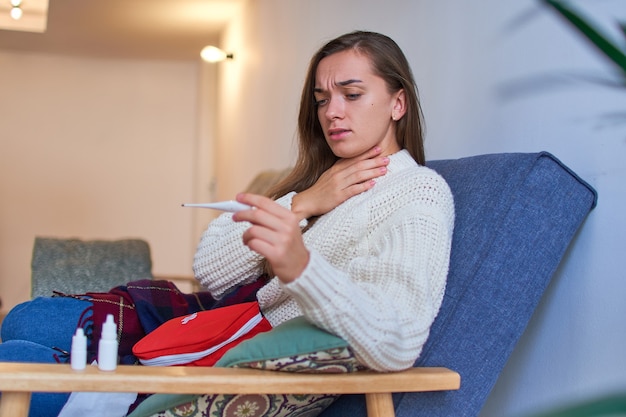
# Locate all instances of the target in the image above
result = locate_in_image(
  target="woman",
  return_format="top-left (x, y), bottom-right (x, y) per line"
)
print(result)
top-left (193, 30), bottom-right (455, 372)
top-left (0, 31), bottom-right (454, 415)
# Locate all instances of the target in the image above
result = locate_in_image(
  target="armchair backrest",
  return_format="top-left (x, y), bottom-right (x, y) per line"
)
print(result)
top-left (322, 152), bottom-right (597, 417)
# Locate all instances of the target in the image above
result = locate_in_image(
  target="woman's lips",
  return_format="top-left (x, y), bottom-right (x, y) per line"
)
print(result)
top-left (328, 128), bottom-right (351, 141)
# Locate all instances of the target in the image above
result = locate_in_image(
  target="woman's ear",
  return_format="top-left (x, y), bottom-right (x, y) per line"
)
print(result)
top-left (392, 89), bottom-right (407, 121)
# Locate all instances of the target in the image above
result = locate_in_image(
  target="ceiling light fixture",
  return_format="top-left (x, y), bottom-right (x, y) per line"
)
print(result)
top-left (200, 46), bottom-right (234, 63)
top-left (0, 0), bottom-right (48, 32)
top-left (10, 0), bottom-right (23, 20)
top-left (10, 7), bottom-right (22, 20)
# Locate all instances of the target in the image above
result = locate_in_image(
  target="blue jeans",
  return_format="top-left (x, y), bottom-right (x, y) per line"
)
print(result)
top-left (0, 297), bottom-right (93, 417)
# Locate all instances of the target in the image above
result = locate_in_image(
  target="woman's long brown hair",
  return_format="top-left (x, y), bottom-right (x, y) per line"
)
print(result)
top-left (267, 31), bottom-right (425, 201)
top-left (261, 31), bottom-right (426, 275)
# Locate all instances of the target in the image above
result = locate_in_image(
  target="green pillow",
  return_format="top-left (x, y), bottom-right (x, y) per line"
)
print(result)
top-left (215, 316), bottom-right (349, 368)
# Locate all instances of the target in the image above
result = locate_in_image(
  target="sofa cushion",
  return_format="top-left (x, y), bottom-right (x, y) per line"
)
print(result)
top-left (31, 237), bottom-right (153, 297)
top-left (321, 152), bottom-right (597, 417)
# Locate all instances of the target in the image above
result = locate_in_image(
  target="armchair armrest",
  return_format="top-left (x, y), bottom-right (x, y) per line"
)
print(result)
top-left (0, 362), bottom-right (460, 417)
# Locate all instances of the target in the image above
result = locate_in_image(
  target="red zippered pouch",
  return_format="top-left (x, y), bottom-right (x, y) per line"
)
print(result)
top-left (132, 301), bottom-right (272, 367)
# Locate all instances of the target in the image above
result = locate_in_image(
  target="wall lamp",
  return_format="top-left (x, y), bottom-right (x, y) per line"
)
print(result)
top-left (200, 46), bottom-right (234, 63)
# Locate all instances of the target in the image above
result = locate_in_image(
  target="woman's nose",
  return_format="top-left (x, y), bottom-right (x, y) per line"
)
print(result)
top-left (325, 97), bottom-right (344, 120)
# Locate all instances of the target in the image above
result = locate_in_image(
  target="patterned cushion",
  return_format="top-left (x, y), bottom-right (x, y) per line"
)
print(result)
top-left (127, 317), bottom-right (366, 417)
top-left (234, 344), bottom-right (360, 373)
top-left (133, 391), bottom-right (341, 417)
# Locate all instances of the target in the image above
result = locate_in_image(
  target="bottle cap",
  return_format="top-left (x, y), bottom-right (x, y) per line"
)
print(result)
top-left (101, 314), bottom-right (117, 340)
top-left (73, 327), bottom-right (86, 343)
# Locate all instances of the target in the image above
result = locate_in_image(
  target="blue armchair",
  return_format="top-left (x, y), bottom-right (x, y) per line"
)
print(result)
top-left (124, 151), bottom-right (597, 417)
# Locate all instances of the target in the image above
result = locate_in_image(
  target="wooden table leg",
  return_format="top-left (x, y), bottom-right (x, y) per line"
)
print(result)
top-left (0, 391), bottom-right (31, 417)
top-left (365, 392), bottom-right (395, 417)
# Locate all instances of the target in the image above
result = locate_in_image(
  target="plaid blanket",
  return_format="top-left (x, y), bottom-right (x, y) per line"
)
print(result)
top-left (86, 276), bottom-right (269, 364)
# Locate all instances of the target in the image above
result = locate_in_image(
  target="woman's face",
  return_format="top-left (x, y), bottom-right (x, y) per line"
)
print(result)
top-left (314, 49), bottom-right (405, 159)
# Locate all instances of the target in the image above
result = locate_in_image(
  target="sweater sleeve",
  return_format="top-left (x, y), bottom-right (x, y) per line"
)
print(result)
top-left (193, 192), bottom-right (297, 298)
top-left (281, 186), bottom-right (454, 372)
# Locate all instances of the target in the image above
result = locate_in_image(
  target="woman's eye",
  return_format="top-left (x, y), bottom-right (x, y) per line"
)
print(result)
top-left (315, 98), bottom-right (328, 107)
top-left (346, 93), bottom-right (361, 100)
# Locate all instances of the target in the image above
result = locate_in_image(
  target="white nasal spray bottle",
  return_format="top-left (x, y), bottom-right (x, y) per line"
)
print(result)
top-left (98, 314), bottom-right (119, 371)
top-left (70, 327), bottom-right (87, 371)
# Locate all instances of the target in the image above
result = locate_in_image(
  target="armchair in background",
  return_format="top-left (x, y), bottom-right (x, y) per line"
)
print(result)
top-left (30, 237), bottom-right (153, 298)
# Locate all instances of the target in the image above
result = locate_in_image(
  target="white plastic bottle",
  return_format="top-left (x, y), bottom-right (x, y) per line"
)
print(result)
top-left (70, 327), bottom-right (87, 371)
top-left (98, 314), bottom-right (119, 371)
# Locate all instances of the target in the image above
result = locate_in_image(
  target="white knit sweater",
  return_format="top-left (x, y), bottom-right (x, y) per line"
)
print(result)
top-left (193, 149), bottom-right (455, 371)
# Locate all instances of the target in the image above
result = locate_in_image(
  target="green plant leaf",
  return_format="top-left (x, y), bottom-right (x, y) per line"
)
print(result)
top-left (543, 0), bottom-right (626, 74)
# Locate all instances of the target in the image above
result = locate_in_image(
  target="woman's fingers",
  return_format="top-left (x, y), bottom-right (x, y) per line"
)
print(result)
top-left (339, 157), bottom-right (389, 189)
top-left (293, 147), bottom-right (390, 218)
top-left (232, 193), bottom-right (310, 282)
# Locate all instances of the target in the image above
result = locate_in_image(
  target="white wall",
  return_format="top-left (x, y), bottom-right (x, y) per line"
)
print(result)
top-left (0, 52), bottom-right (202, 308)
top-left (215, 0), bottom-right (626, 416)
